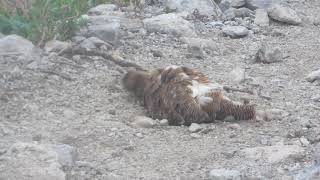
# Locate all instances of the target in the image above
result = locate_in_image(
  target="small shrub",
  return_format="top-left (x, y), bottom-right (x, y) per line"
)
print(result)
top-left (0, 0), bottom-right (106, 45)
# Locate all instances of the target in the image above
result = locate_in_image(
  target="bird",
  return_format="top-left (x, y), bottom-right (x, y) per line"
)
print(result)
top-left (122, 65), bottom-right (256, 126)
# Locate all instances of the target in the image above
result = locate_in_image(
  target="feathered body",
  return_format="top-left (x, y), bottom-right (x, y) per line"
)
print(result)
top-left (122, 66), bottom-right (256, 126)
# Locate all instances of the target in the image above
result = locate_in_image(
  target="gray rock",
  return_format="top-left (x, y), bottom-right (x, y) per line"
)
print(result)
top-left (87, 21), bottom-right (120, 45)
top-left (143, 13), bottom-right (196, 37)
top-left (246, 0), bottom-right (273, 10)
top-left (47, 144), bottom-right (77, 168)
top-left (88, 4), bottom-right (118, 15)
top-left (234, 7), bottom-right (254, 18)
top-left (131, 116), bottom-right (156, 128)
top-left (189, 123), bottom-right (202, 133)
top-left (231, 0), bottom-right (246, 8)
top-left (209, 169), bottom-right (241, 180)
top-left (219, 0), bottom-right (231, 12)
top-left (0, 34), bottom-right (34, 55)
top-left (165, 0), bottom-right (223, 19)
top-left (222, 25), bottom-right (249, 38)
top-left (240, 144), bottom-right (305, 163)
top-left (268, 4), bottom-right (302, 25)
top-left (255, 43), bottom-right (282, 63)
top-left (254, 9), bottom-right (269, 26)
top-left (44, 40), bottom-right (71, 53)
top-left (228, 67), bottom-right (245, 83)
top-left (306, 69), bottom-right (320, 83)
top-left (187, 45), bottom-right (204, 59)
top-left (0, 142), bottom-right (65, 180)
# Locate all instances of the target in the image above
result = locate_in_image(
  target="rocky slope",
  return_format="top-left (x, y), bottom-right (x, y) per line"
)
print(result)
top-left (0, 0), bottom-right (320, 179)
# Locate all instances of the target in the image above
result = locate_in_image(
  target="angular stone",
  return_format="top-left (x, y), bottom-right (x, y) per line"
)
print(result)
top-left (189, 123), bottom-right (202, 133)
top-left (0, 34), bottom-right (34, 55)
top-left (47, 144), bottom-right (77, 168)
top-left (228, 67), bottom-right (245, 83)
top-left (268, 4), bottom-right (302, 25)
top-left (209, 169), bottom-right (241, 180)
top-left (306, 69), bottom-right (320, 83)
top-left (254, 9), bottom-right (269, 26)
top-left (255, 43), bottom-right (282, 63)
top-left (222, 25), bottom-right (249, 38)
top-left (143, 13), bottom-right (196, 37)
top-left (87, 22), bottom-right (120, 45)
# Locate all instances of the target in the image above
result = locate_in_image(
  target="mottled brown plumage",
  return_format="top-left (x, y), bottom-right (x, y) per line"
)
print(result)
top-left (122, 66), bottom-right (256, 126)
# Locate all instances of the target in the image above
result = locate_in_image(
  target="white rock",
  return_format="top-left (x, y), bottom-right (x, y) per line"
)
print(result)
top-left (131, 116), bottom-right (156, 128)
top-left (0, 34), bottom-right (34, 55)
top-left (143, 13), bottom-right (197, 37)
top-left (44, 40), bottom-right (71, 53)
top-left (228, 67), bottom-right (245, 83)
top-left (88, 4), bottom-right (118, 15)
top-left (165, 0), bottom-right (223, 19)
top-left (268, 4), bottom-right (302, 25)
top-left (255, 43), bottom-right (282, 63)
top-left (306, 69), bottom-right (320, 83)
top-left (47, 144), bottom-right (77, 167)
top-left (189, 123), bottom-right (202, 133)
top-left (209, 169), bottom-right (241, 180)
top-left (299, 137), bottom-right (310, 147)
top-left (222, 25), bottom-right (249, 38)
top-left (0, 142), bottom-right (65, 180)
top-left (159, 119), bottom-right (169, 126)
top-left (254, 9), bottom-right (269, 26)
top-left (240, 144), bottom-right (305, 163)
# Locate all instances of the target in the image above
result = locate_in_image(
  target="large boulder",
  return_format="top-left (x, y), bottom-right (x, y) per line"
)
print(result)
top-left (0, 34), bottom-right (34, 55)
top-left (268, 4), bottom-right (302, 25)
top-left (143, 13), bottom-right (197, 37)
top-left (165, 0), bottom-right (223, 19)
top-left (0, 142), bottom-right (66, 180)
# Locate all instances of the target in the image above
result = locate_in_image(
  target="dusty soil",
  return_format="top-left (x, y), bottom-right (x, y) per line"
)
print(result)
top-left (1, 0), bottom-right (320, 179)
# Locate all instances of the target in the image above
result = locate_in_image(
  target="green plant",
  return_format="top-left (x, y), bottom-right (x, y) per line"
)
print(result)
top-left (0, 0), bottom-right (94, 45)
